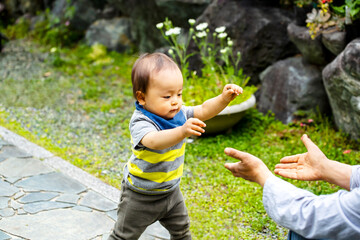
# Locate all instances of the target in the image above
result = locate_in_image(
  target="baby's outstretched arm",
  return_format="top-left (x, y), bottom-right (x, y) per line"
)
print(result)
top-left (194, 84), bottom-right (243, 121)
top-left (141, 118), bottom-right (206, 150)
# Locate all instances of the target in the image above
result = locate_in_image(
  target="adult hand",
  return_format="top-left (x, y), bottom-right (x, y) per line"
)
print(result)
top-left (224, 148), bottom-right (272, 187)
top-left (274, 134), bottom-right (326, 181)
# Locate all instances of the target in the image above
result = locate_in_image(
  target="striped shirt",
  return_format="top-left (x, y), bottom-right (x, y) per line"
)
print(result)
top-left (123, 106), bottom-right (194, 195)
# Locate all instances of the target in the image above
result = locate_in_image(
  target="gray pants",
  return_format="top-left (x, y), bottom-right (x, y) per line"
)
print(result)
top-left (108, 181), bottom-right (192, 240)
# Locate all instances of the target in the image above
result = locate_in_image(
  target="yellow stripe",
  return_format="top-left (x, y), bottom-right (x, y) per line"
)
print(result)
top-left (127, 175), bottom-right (169, 192)
top-left (128, 162), bottom-right (184, 183)
top-left (132, 142), bottom-right (186, 164)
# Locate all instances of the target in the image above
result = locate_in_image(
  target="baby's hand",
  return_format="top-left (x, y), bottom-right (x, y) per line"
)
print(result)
top-left (222, 84), bottom-right (243, 103)
top-left (181, 118), bottom-right (206, 137)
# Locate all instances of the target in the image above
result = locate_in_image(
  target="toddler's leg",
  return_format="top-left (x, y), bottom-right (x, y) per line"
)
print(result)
top-left (108, 183), bottom-right (159, 240)
top-left (159, 187), bottom-right (191, 240)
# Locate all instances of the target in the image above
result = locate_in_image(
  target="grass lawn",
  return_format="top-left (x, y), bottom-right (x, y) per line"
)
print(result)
top-left (0, 39), bottom-right (359, 239)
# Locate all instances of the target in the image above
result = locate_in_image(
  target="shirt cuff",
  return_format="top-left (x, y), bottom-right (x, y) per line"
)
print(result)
top-left (350, 165), bottom-right (360, 190)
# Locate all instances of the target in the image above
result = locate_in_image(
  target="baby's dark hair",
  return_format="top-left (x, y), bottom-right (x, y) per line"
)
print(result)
top-left (131, 52), bottom-right (180, 99)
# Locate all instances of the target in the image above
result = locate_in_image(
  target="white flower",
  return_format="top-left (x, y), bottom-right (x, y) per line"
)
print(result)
top-left (220, 48), bottom-right (228, 54)
top-left (217, 32), bottom-right (227, 39)
top-left (165, 27), bottom-right (181, 36)
top-left (196, 31), bottom-right (207, 38)
top-left (227, 40), bottom-right (233, 46)
top-left (168, 49), bottom-right (174, 55)
top-left (156, 22), bottom-right (164, 29)
top-left (188, 19), bottom-right (196, 25)
top-left (196, 22), bottom-right (208, 31)
top-left (50, 47), bottom-right (57, 53)
top-left (215, 26), bottom-right (226, 33)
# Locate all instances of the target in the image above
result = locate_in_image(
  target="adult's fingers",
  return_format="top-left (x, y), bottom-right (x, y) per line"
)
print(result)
top-left (224, 148), bottom-right (249, 162)
top-left (279, 154), bottom-right (303, 163)
top-left (274, 169), bottom-right (298, 179)
top-left (275, 163), bottom-right (298, 170)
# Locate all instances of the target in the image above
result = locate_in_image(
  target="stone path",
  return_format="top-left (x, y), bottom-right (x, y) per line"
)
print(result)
top-left (0, 126), bottom-right (170, 240)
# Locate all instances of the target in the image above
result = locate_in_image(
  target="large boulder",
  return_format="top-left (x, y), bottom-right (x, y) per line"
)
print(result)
top-left (258, 56), bottom-right (330, 124)
top-left (322, 39), bottom-right (360, 139)
top-left (196, 0), bottom-right (298, 84)
top-left (287, 22), bottom-right (329, 66)
top-left (108, 0), bottom-right (211, 52)
top-left (85, 17), bottom-right (132, 52)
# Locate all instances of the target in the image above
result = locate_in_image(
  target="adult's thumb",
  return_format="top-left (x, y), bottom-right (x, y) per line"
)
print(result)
top-left (301, 134), bottom-right (317, 151)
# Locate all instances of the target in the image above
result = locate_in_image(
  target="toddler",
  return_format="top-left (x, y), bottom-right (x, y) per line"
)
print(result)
top-left (109, 52), bottom-right (242, 240)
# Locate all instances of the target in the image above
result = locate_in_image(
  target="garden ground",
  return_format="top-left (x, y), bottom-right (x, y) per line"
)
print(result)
top-left (0, 39), bottom-right (359, 239)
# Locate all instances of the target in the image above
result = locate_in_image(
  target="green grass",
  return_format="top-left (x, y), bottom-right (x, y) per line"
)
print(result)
top-left (1, 38), bottom-right (359, 239)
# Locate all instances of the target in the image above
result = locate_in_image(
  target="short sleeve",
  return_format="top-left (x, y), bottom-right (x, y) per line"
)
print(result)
top-left (350, 165), bottom-right (360, 190)
top-left (129, 111), bottom-right (158, 150)
top-left (182, 105), bottom-right (194, 119)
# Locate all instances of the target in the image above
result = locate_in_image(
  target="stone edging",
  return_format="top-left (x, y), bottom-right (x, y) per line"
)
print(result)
top-left (0, 126), bottom-right (120, 203)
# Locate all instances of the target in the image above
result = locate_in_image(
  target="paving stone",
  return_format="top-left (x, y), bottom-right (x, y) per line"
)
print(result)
top-left (10, 199), bottom-right (22, 210)
top-left (15, 172), bottom-right (87, 193)
top-left (0, 147), bottom-right (31, 163)
top-left (0, 208), bottom-right (114, 240)
top-left (0, 197), bottom-right (8, 209)
top-left (17, 209), bottom-right (26, 215)
top-left (72, 205), bottom-right (92, 212)
top-left (18, 192), bottom-right (59, 203)
top-left (0, 208), bottom-right (15, 217)
top-left (102, 233), bottom-right (110, 240)
top-left (79, 190), bottom-right (117, 212)
top-left (4, 177), bottom-right (22, 184)
top-left (0, 230), bottom-right (11, 240)
top-left (0, 157), bottom-right (54, 179)
top-left (56, 193), bottom-right (79, 204)
top-left (106, 209), bottom-right (117, 221)
top-left (0, 179), bottom-right (19, 197)
top-left (13, 191), bottom-right (25, 200)
top-left (23, 201), bottom-right (74, 214)
top-left (140, 221), bottom-right (170, 240)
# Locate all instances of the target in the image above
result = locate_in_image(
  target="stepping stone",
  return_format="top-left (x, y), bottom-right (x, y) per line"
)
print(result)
top-left (0, 230), bottom-right (11, 240)
top-left (15, 172), bottom-right (87, 194)
top-left (23, 201), bottom-right (74, 214)
top-left (0, 157), bottom-right (54, 178)
top-left (0, 179), bottom-right (19, 197)
top-left (0, 146), bottom-right (31, 163)
top-left (0, 208), bottom-right (14, 217)
top-left (56, 194), bottom-right (79, 204)
top-left (18, 192), bottom-right (59, 204)
top-left (79, 190), bottom-right (117, 212)
top-left (0, 208), bottom-right (114, 240)
top-left (0, 197), bottom-right (8, 209)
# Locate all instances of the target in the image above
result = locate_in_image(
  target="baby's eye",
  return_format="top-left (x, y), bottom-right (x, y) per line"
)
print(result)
top-left (178, 93), bottom-right (182, 97)
top-left (163, 96), bottom-right (170, 99)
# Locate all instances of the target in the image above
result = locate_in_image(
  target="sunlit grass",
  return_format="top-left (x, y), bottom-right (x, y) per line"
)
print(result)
top-left (0, 39), bottom-right (359, 239)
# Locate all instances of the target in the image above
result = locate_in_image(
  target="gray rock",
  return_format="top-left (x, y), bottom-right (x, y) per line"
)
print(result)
top-left (322, 30), bottom-right (346, 56)
top-left (195, 0), bottom-right (297, 84)
top-left (85, 17), bottom-right (132, 52)
top-left (72, 205), bottom-right (92, 212)
top-left (258, 56), bottom-right (329, 123)
top-left (106, 209), bottom-right (117, 221)
top-left (18, 192), bottom-right (59, 203)
top-left (0, 208), bottom-right (114, 240)
top-left (287, 22), bottom-right (327, 65)
top-left (15, 172), bottom-right (87, 194)
top-left (322, 39), bottom-right (360, 139)
top-left (0, 179), bottom-right (19, 197)
top-left (0, 157), bottom-right (54, 178)
top-left (23, 201), bottom-right (74, 214)
top-left (79, 190), bottom-right (117, 212)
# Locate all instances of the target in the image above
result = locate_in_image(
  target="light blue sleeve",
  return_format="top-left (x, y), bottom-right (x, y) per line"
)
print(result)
top-left (263, 166), bottom-right (360, 239)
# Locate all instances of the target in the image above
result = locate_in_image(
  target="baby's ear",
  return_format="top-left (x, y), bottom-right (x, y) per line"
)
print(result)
top-left (136, 91), bottom-right (146, 105)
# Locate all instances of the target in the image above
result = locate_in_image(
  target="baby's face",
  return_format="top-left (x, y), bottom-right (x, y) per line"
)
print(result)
top-left (141, 68), bottom-right (183, 119)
